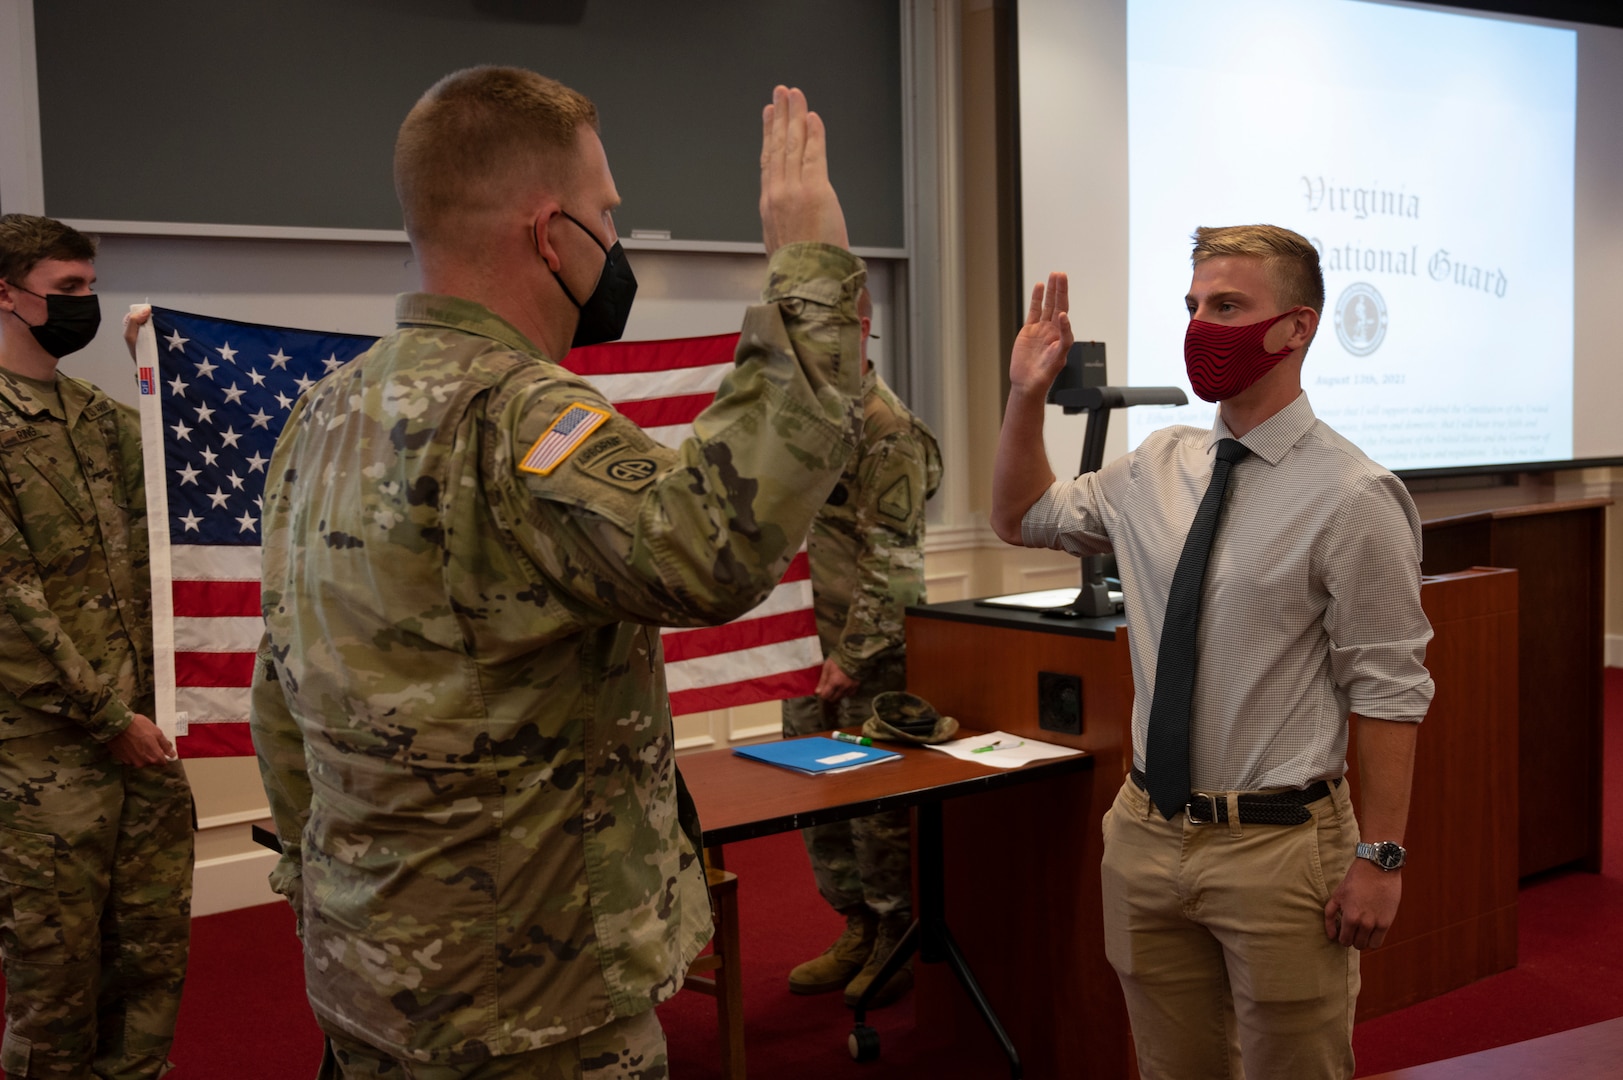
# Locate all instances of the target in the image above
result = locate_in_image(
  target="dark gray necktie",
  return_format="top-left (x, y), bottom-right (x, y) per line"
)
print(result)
top-left (1144, 438), bottom-right (1251, 820)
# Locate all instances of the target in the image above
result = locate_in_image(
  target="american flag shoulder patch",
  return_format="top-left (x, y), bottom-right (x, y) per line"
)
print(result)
top-left (519, 402), bottom-right (612, 475)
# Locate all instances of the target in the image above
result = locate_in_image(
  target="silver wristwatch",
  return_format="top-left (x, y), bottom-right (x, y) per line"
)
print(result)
top-left (1355, 840), bottom-right (1406, 871)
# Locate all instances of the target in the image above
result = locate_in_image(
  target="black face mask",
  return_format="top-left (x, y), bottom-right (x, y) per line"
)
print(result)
top-left (7, 284), bottom-right (102, 359)
top-left (549, 211), bottom-right (637, 348)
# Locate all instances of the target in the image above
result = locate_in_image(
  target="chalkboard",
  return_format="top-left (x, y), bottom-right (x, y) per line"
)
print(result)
top-left (35, 0), bottom-right (905, 249)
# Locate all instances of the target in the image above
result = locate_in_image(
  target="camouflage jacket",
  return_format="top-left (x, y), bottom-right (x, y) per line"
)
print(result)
top-left (0, 369), bottom-right (150, 743)
top-left (808, 371), bottom-right (941, 680)
top-left (250, 242), bottom-right (866, 1064)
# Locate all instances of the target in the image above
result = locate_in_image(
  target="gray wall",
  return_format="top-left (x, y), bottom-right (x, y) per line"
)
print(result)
top-left (35, 0), bottom-right (906, 248)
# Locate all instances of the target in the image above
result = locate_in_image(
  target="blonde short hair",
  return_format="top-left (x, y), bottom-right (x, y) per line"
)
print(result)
top-left (394, 66), bottom-right (598, 247)
top-left (1191, 225), bottom-right (1324, 314)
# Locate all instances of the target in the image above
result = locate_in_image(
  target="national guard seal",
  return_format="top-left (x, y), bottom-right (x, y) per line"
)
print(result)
top-left (1333, 282), bottom-right (1388, 357)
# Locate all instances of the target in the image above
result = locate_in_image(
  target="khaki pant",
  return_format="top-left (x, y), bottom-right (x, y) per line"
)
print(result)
top-left (1100, 775), bottom-right (1361, 1080)
top-left (324, 1009), bottom-right (668, 1080)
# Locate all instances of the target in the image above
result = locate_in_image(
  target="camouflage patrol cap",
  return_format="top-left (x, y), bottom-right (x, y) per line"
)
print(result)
top-left (863, 691), bottom-right (960, 744)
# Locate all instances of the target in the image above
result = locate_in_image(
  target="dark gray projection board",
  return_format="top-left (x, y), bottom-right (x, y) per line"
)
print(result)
top-left (34, 0), bottom-right (905, 249)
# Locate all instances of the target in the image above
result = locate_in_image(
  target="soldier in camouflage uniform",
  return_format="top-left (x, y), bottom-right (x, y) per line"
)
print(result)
top-left (0, 215), bottom-right (194, 1080)
top-left (781, 286), bottom-right (942, 1009)
top-left (248, 70), bottom-right (865, 1079)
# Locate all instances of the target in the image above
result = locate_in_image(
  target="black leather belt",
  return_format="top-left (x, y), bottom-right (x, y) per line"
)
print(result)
top-left (1129, 768), bottom-right (1337, 826)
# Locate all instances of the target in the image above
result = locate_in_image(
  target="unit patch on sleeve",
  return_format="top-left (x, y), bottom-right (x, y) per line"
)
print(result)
top-left (878, 476), bottom-right (914, 523)
top-left (578, 446), bottom-right (662, 492)
top-left (519, 403), bottom-right (612, 475)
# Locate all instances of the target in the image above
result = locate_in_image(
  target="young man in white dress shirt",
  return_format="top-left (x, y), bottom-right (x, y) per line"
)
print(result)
top-left (991, 225), bottom-right (1434, 1079)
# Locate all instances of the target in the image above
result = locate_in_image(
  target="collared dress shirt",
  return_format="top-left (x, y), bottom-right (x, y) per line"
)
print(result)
top-left (1021, 392), bottom-right (1434, 792)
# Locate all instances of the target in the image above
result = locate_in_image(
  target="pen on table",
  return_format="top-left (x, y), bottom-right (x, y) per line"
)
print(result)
top-left (970, 740), bottom-right (1002, 754)
top-left (831, 731), bottom-right (873, 747)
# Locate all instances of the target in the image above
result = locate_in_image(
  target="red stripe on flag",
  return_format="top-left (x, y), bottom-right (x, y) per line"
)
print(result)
top-left (781, 551), bottom-right (810, 582)
top-left (175, 723), bottom-right (255, 758)
top-left (613, 393), bottom-right (715, 429)
top-left (175, 652), bottom-right (256, 687)
top-left (662, 610), bottom-right (817, 663)
top-left (172, 580), bottom-right (261, 617)
top-left (565, 332), bottom-right (739, 375)
top-left (667, 664), bottom-right (821, 715)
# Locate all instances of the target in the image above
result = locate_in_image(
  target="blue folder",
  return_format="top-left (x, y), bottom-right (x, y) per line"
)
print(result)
top-left (732, 736), bottom-right (901, 775)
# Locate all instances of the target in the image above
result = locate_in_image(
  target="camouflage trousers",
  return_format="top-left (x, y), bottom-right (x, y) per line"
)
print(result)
top-left (0, 727), bottom-right (194, 1080)
top-left (323, 1008), bottom-right (667, 1080)
top-left (780, 655), bottom-right (912, 918)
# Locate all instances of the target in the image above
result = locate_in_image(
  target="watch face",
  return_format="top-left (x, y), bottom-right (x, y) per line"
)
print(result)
top-left (1371, 842), bottom-right (1405, 870)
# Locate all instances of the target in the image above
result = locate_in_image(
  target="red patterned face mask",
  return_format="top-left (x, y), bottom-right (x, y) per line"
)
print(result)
top-left (1183, 309), bottom-right (1300, 402)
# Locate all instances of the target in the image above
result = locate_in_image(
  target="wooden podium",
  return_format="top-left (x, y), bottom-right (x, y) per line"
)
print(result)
top-left (1412, 494), bottom-right (1608, 876)
top-left (905, 567), bottom-right (1518, 1078)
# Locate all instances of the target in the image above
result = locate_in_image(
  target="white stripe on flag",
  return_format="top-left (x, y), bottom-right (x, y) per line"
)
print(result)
top-left (640, 424), bottom-right (693, 449)
top-left (169, 544), bottom-right (262, 580)
top-left (662, 577), bottom-right (811, 637)
top-left (581, 363), bottom-right (731, 404)
top-left (174, 616), bottom-right (263, 652)
top-left (175, 685), bottom-right (251, 723)
top-left (663, 637), bottom-right (823, 693)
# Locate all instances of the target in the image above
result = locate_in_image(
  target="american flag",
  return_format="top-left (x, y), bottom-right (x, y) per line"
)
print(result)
top-left (137, 309), bottom-right (820, 757)
top-left (561, 333), bottom-right (821, 716)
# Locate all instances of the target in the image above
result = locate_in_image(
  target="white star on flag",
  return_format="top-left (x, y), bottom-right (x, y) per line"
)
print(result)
top-left (269, 349), bottom-right (291, 369)
top-left (194, 357), bottom-right (217, 379)
top-left (164, 329), bottom-right (188, 351)
top-left (217, 342), bottom-right (237, 362)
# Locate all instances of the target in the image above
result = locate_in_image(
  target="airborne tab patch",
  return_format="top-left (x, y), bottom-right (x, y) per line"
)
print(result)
top-left (878, 476), bottom-right (914, 523)
top-left (519, 403), bottom-right (611, 475)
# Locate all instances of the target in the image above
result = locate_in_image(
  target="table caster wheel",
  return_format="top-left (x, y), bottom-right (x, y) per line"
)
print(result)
top-left (849, 1024), bottom-right (880, 1062)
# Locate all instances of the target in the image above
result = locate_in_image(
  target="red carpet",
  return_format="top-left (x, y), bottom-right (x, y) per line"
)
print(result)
top-left (1348, 665), bottom-right (1623, 1074)
top-left (2, 667), bottom-right (1618, 1076)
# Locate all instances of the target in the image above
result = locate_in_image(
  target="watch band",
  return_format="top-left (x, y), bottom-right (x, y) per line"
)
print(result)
top-left (1356, 840), bottom-right (1406, 870)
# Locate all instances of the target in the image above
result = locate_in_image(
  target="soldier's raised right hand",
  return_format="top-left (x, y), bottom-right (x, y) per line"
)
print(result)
top-left (760, 85), bottom-right (849, 255)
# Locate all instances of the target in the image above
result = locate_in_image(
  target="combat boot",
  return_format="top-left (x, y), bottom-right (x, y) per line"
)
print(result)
top-left (789, 908), bottom-right (876, 995)
top-left (843, 911), bottom-right (913, 1009)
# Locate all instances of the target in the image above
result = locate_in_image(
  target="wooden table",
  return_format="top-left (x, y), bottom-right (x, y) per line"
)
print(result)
top-left (681, 733), bottom-right (1092, 1079)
